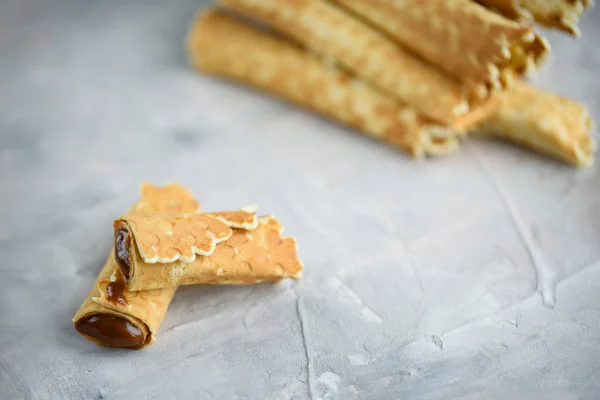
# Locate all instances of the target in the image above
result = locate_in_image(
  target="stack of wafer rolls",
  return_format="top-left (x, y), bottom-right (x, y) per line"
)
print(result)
top-left (327, 0), bottom-right (549, 97)
top-left (476, 0), bottom-right (594, 35)
top-left (187, 9), bottom-right (596, 167)
top-left (187, 11), bottom-right (460, 157)
top-left (218, 0), bottom-right (505, 129)
top-left (73, 183), bottom-right (303, 349)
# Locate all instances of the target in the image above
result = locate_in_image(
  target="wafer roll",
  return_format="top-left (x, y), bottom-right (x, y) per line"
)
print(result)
top-left (329, 0), bottom-right (549, 97)
top-left (114, 211), bottom-right (303, 291)
top-left (73, 183), bottom-right (201, 349)
top-left (477, 0), bottom-right (593, 36)
top-left (217, 0), bottom-right (497, 128)
top-left (187, 10), bottom-right (460, 158)
top-left (475, 81), bottom-right (596, 167)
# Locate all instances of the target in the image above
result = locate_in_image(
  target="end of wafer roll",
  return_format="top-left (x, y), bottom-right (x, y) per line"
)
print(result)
top-left (528, 0), bottom-right (594, 36)
top-left (255, 214), bottom-right (304, 280)
top-left (73, 182), bottom-right (201, 349)
top-left (477, 0), bottom-right (594, 36)
top-left (73, 258), bottom-right (154, 350)
top-left (474, 82), bottom-right (596, 167)
top-left (507, 31), bottom-right (551, 76)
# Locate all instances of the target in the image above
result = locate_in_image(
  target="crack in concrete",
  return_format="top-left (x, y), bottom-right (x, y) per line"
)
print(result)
top-left (474, 149), bottom-right (557, 308)
top-left (331, 277), bottom-right (383, 324)
top-left (393, 238), bottom-right (426, 331)
top-left (437, 292), bottom-right (540, 338)
top-left (431, 258), bottom-right (600, 339)
top-left (295, 290), bottom-right (314, 400)
top-left (242, 299), bottom-right (261, 331)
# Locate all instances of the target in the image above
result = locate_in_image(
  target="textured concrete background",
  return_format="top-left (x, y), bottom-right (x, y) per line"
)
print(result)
top-left (1, 1), bottom-right (599, 399)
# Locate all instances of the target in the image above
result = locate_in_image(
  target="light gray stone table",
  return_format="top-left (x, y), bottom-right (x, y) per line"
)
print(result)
top-left (1, 1), bottom-right (599, 399)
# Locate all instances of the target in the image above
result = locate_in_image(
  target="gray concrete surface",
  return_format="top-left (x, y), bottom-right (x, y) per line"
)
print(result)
top-left (1, 1), bottom-right (599, 399)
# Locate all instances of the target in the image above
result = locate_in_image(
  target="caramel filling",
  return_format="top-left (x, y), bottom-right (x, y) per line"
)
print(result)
top-left (75, 313), bottom-right (145, 349)
top-left (115, 228), bottom-right (131, 279)
top-left (106, 280), bottom-right (127, 306)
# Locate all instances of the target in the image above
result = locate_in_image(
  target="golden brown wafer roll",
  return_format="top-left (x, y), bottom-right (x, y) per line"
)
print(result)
top-left (474, 81), bottom-right (596, 167)
top-left (217, 0), bottom-right (496, 128)
top-left (476, 0), bottom-right (593, 36)
top-left (113, 211), bottom-right (303, 291)
top-left (72, 183), bottom-right (201, 349)
top-left (328, 0), bottom-right (549, 97)
top-left (187, 10), bottom-right (460, 158)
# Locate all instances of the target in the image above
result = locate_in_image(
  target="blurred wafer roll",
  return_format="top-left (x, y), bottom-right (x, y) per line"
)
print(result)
top-left (477, 0), bottom-right (593, 36)
top-left (187, 10), bottom-right (460, 158)
top-left (328, 0), bottom-right (549, 97)
top-left (475, 81), bottom-right (596, 167)
top-left (217, 0), bottom-right (496, 129)
top-left (73, 183), bottom-right (201, 349)
top-left (114, 210), bottom-right (303, 291)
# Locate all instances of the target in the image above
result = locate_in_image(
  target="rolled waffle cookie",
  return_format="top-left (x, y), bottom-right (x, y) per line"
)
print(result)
top-left (475, 81), bottom-right (596, 167)
top-left (476, 0), bottom-right (593, 36)
top-left (73, 183), bottom-right (201, 349)
top-left (217, 0), bottom-right (496, 128)
top-left (328, 0), bottom-right (549, 97)
top-left (113, 211), bottom-right (303, 291)
top-left (187, 10), bottom-right (461, 158)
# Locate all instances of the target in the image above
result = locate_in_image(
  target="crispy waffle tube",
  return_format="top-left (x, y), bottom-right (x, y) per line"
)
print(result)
top-left (217, 0), bottom-right (496, 129)
top-left (114, 211), bottom-right (304, 291)
top-left (474, 81), bottom-right (596, 167)
top-left (187, 10), bottom-right (460, 158)
top-left (476, 0), bottom-right (593, 36)
top-left (72, 183), bottom-right (201, 349)
top-left (329, 0), bottom-right (549, 97)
